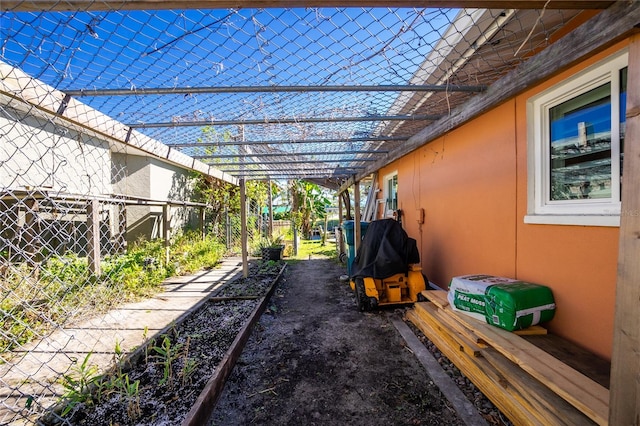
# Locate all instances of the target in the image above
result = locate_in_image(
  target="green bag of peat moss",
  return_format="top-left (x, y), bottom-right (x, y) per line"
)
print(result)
top-left (448, 274), bottom-right (519, 322)
top-left (485, 282), bottom-right (556, 331)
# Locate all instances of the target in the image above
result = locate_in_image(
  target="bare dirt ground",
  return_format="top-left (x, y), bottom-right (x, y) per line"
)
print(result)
top-left (209, 258), bottom-right (467, 426)
top-left (47, 256), bottom-right (508, 426)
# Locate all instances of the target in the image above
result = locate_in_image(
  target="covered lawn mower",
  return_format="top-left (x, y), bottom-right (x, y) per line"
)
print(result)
top-left (349, 219), bottom-right (426, 311)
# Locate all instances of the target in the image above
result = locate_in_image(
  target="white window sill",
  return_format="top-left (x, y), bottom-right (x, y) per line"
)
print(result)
top-left (524, 214), bottom-right (620, 227)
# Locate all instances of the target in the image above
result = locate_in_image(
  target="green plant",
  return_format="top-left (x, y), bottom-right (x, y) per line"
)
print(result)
top-left (91, 340), bottom-right (142, 421)
top-left (180, 337), bottom-right (197, 386)
top-left (142, 326), bottom-right (150, 364)
top-left (102, 339), bottom-right (127, 400)
top-left (3, 230), bottom-right (227, 354)
top-left (152, 334), bottom-right (184, 389)
top-left (257, 234), bottom-right (284, 250)
top-left (169, 232), bottom-right (225, 274)
top-left (181, 358), bottom-right (198, 386)
top-left (288, 180), bottom-right (331, 239)
top-left (122, 374), bottom-right (141, 420)
top-left (101, 238), bottom-right (168, 298)
top-left (59, 352), bottom-right (100, 416)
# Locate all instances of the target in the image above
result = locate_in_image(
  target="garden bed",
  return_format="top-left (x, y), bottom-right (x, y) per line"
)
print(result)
top-left (41, 260), bottom-right (285, 426)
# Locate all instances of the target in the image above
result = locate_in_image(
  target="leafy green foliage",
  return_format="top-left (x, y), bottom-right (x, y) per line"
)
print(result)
top-left (101, 238), bottom-right (168, 298)
top-left (56, 342), bottom-right (143, 421)
top-left (152, 335), bottom-right (183, 389)
top-left (288, 180), bottom-right (331, 239)
top-left (59, 352), bottom-right (100, 416)
top-left (1, 233), bottom-right (225, 353)
top-left (169, 232), bottom-right (225, 274)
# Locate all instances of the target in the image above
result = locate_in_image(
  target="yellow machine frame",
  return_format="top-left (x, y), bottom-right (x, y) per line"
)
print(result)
top-left (350, 264), bottom-right (426, 311)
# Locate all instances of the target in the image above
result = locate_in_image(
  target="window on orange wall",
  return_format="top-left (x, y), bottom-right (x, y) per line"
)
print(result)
top-left (383, 172), bottom-right (398, 218)
top-left (526, 50), bottom-right (627, 227)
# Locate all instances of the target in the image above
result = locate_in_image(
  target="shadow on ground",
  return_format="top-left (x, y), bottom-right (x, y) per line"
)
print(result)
top-left (209, 258), bottom-right (465, 426)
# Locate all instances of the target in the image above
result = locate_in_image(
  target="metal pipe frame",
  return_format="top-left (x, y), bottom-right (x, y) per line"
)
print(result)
top-left (65, 84), bottom-right (487, 97)
top-left (166, 135), bottom-right (410, 148)
top-left (205, 158), bottom-right (377, 166)
top-left (191, 150), bottom-right (387, 159)
top-left (218, 167), bottom-right (366, 173)
top-left (129, 114), bottom-right (442, 128)
top-left (231, 174), bottom-right (351, 179)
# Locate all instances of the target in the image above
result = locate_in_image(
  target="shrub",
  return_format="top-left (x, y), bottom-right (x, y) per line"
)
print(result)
top-left (1, 233), bottom-right (226, 353)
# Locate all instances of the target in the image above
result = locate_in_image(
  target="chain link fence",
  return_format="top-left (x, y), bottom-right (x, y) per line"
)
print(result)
top-left (1, 3), bottom-right (584, 423)
top-left (0, 101), bottom-right (259, 424)
top-left (1, 5), bottom-right (580, 179)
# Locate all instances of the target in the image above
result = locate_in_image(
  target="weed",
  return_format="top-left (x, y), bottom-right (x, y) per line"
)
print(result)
top-left (142, 326), bottom-right (150, 364)
top-left (181, 357), bottom-right (198, 386)
top-left (3, 233), bottom-right (225, 353)
top-left (152, 334), bottom-right (183, 389)
top-left (122, 374), bottom-right (141, 420)
top-left (179, 336), bottom-right (198, 386)
top-left (59, 352), bottom-right (100, 416)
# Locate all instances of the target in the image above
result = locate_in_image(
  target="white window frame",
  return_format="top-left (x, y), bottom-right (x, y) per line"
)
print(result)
top-left (382, 171), bottom-right (398, 218)
top-left (525, 50), bottom-right (628, 227)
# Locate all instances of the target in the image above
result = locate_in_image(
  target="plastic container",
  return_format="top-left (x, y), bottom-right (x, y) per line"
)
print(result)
top-left (342, 220), bottom-right (369, 276)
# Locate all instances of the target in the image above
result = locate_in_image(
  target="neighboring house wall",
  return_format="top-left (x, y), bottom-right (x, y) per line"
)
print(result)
top-left (112, 153), bottom-right (156, 243)
top-left (1, 113), bottom-right (112, 194)
top-left (1, 112), bottom-right (119, 258)
top-left (112, 153), bottom-right (197, 244)
top-left (377, 41), bottom-right (628, 360)
top-left (150, 158), bottom-right (197, 233)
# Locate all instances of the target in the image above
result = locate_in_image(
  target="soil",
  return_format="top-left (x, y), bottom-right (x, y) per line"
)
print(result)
top-left (46, 257), bottom-right (509, 426)
top-left (42, 261), bottom-right (284, 426)
top-left (208, 258), bottom-right (497, 426)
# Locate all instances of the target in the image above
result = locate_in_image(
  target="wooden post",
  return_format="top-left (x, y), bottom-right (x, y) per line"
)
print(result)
top-left (338, 189), bottom-right (343, 224)
top-left (225, 207), bottom-right (231, 250)
top-left (337, 190), bottom-right (345, 257)
top-left (22, 197), bottom-right (42, 267)
top-left (87, 199), bottom-right (101, 275)
top-left (118, 203), bottom-right (127, 253)
top-left (199, 207), bottom-right (206, 240)
top-left (240, 179), bottom-right (248, 278)
top-left (7, 202), bottom-right (19, 262)
top-left (610, 33), bottom-right (640, 426)
top-left (163, 204), bottom-right (171, 265)
top-left (354, 179), bottom-right (361, 255)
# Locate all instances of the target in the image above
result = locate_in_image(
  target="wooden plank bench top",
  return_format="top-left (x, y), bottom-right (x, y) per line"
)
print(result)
top-left (414, 290), bottom-right (611, 425)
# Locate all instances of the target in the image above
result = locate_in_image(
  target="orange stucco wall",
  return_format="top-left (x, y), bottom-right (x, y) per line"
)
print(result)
top-left (379, 41), bottom-right (628, 360)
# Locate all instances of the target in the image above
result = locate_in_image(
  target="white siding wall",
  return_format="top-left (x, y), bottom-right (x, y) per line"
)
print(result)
top-left (0, 114), bottom-right (111, 194)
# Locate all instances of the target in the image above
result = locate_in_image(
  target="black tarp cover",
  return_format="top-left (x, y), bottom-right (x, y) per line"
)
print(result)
top-left (351, 219), bottom-right (420, 280)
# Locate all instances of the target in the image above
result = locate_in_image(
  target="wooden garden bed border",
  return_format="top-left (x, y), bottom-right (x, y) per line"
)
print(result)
top-left (181, 263), bottom-right (287, 426)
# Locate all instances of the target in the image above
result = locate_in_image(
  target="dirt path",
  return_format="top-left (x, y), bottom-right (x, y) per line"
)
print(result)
top-left (208, 258), bottom-right (466, 426)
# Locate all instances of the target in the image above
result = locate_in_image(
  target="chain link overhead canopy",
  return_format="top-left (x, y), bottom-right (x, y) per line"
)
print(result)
top-left (1, 4), bottom-right (589, 185)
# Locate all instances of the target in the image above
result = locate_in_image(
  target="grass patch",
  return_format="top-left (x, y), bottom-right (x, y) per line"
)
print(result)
top-left (287, 238), bottom-right (339, 262)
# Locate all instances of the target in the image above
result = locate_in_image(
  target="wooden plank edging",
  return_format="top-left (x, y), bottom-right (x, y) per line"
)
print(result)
top-left (181, 263), bottom-right (287, 426)
top-left (391, 315), bottom-right (489, 426)
top-left (440, 304), bottom-right (609, 425)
